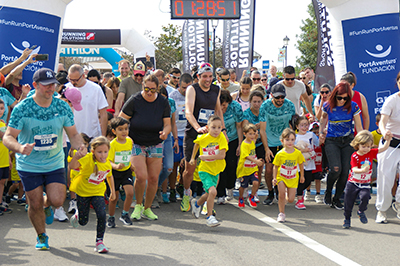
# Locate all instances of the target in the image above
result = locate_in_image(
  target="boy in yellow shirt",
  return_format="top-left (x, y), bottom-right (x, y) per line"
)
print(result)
top-left (189, 115), bottom-right (228, 227)
top-left (0, 99), bottom-right (12, 214)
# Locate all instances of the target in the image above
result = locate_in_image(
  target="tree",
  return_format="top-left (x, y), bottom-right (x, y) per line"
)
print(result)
top-left (296, 2), bottom-right (318, 71)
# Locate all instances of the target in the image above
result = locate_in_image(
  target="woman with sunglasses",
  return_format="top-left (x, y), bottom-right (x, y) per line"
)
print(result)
top-left (119, 74), bottom-right (171, 221)
top-left (106, 77), bottom-right (121, 110)
top-left (319, 82), bottom-right (362, 210)
top-left (314, 83), bottom-right (332, 120)
top-left (231, 77), bottom-right (252, 112)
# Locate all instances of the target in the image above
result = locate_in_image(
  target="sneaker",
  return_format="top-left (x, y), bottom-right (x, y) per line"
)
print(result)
top-left (180, 195), bottom-right (191, 212)
top-left (119, 213), bottom-right (132, 225)
top-left (151, 196), bottom-right (160, 209)
top-left (70, 212), bottom-right (79, 228)
top-left (17, 198), bottom-right (26, 206)
top-left (304, 191), bottom-right (311, 201)
top-left (130, 200), bottom-right (136, 208)
top-left (392, 201), bottom-right (400, 220)
top-left (277, 212), bottom-right (286, 222)
top-left (1, 201), bottom-right (9, 208)
top-left (235, 179), bottom-right (241, 189)
top-left (191, 199), bottom-right (201, 218)
top-left (201, 202), bottom-right (208, 215)
top-left (94, 240), bottom-right (109, 253)
top-left (176, 184), bottom-right (184, 199)
top-left (217, 197), bottom-right (226, 205)
top-left (25, 204), bottom-right (29, 212)
top-left (5, 195), bottom-right (11, 204)
top-left (206, 215), bottom-right (220, 227)
top-left (107, 216), bottom-right (116, 228)
top-left (131, 203), bottom-right (143, 220)
top-left (315, 194), bottom-right (324, 204)
top-left (68, 199), bottom-right (77, 214)
top-left (259, 182), bottom-right (265, 189)
top-left (238, 198), bottom-right (245, 208)
top-left (35, 234), bottom-right (49, 250)
top-left (331, 200), bottom-right (344, 210)
top-left (54, 207), bottom-right (69, 222)
top-left (0, 206), bottom-right (12, 214)
top-left (169, 189), bottom-right (177, 203)
top-left (343, 219), bottom-right (351, 229)
top-left (324, 192), bottom-right (332, 206)
top-left (358, 210), bottom-right (368, 224)
top-left (263, 195), bottom-right (274, 206)
top-left (226, 189), bottom-right (234, 201)
top-left (375, 210), bottom-right (388, 224)
top-left (44, 207), bottom-right (54, 225)
top-left (253, 194), bottom-right (260, 203)
top-left (142, 208), bottom-right (158, 220)
top-left (162, 193), bottom-right (170, 203)
top-left (247, 195), bottom-right (257, 208)
top-left (295, 198), bottom-right (306, 210)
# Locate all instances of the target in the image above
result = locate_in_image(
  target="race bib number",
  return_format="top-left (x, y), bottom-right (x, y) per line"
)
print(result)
top-left (280, 165), bottom-right (297, 179)
top-left (350, 161), bottom-right (372, 183)
top-left (198, 109), bottom-right (214, 124)
top-left (88, 170), bottom-right (110, 185)
top-left (244, 155), bottom-right (257, 168)
top-left (115, 151), bottom-right (132, 167)
top-left (202, 145), bottom-right (219, 162)
top-left (178, 109), bottom-right (186, 121)
top-left (33, 134), bottom-right (58, 151)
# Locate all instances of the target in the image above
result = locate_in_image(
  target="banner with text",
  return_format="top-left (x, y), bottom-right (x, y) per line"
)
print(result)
top-left (182, 20), bottom-right (209, 74)
top-left (222, 0), bottom-right (256, 77)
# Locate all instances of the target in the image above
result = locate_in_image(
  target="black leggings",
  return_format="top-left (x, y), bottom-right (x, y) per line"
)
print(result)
top-left (217, 139), bottom-right (239, 197)
top-left (297, 170), bottom-right (313, 196)
top-left (77, 195), bottom-right (107, 241)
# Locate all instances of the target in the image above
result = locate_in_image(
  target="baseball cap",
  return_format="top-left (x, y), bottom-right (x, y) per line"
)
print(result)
top-left (0, 72), bottom-right (5, 86)
top-left (309, 122), bottom-right (320, 131)
top-left (133, 61), bottom-right (146, 75)
top-left (271, 83), bottom-right (286, 97)
top-left (33, 68), bottom-right (59, 85)
top-left (64, 86), bottom-right (83, 111)
top-left (198, 62), bottom-right (213, 75)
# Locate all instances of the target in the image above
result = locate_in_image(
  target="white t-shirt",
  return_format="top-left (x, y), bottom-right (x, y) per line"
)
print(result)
top-left (279, 79), bottom-right (306, 115)
top-left (314, 94), bottom-right (321, 108)
top-left (69, 80), bottom-right (108, 138)
top-left (295, 132), bottom-right (319, 171)
top-left (380, 92), bottom-right (400, 137)
top-left (169, 89), bottom-right (186, 137)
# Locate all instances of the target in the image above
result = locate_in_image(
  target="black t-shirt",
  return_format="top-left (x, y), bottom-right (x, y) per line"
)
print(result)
top-left (122, 92), bottom-right (171, 146)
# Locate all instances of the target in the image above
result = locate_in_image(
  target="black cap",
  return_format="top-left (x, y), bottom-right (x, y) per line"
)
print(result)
top-left (271, 83), bottom-right (286, 97)
top-left (33, 68), bottom-right (59, 85)
top-left (56, 70), bottom-right (68, 85)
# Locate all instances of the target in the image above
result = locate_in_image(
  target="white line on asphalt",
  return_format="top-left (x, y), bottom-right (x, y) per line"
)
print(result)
top-left (228, 201), bottom-right (361, 266)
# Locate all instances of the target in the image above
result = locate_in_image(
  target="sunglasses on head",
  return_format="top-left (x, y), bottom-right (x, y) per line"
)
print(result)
top-left (274, 95), bottom-right (285, 100)
top-left (199, 62), bottom-right (213, 69)
top-left (285, 78), bottom-right (295, 81)
top-left (134, 73), bottom-right (144, 77)
top-left (252, 78), bottom-right (261, 81)
top-left (336, 96), bottom-right (348, 101)
top-left (144, 87), bottom-right (157, 93)
top-left (221, 78), bottom-right (230, 82)
top-left (320, 90), bottom-right (330, 94)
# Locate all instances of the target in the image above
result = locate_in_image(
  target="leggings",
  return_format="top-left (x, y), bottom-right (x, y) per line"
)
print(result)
top-left (217, 138), bottom-right (239, 197)
top-left (297, 170), bottom-right (313, 196)
top-left (76, 195), bottom-right (107, 241)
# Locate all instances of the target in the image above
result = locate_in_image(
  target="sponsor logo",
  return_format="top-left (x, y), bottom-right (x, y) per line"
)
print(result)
top-left (62, 31), bottom-right (96, 42)
top-left (86, 32), bottom-right (95, 40)
top-left (10, 40), bottom-right (40, 54)
top-left (365, 44), bottom-right (391, 58)
top-left (374, 90), bottom-right (391, 114)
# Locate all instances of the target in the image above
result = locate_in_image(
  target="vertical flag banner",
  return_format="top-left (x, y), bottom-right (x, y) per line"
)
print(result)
top-left (222, 0), bottom-right (256, 77)
top-left (312, 0), bottom-right (335, 92)
top-left (278, 48), bottom-right (285, 62)
top-left (182, 20), bottom-right (209, 74)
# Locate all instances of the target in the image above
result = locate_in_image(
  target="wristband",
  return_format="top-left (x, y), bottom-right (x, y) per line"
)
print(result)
top-left (222, 128), bottom-right (227, 132)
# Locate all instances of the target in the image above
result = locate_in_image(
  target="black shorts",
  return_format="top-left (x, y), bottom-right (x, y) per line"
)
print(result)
top-left (256, 145), bottom-right (265, 161)
top-left (312, 172), bottom-right (323, 181)
top-left (240, 172), bottom-right (259, 188)
top-left (112, 168), bottom-right (133, 191)
top-left (184, 134), bottom-right (199, 162)
top-left (269, 146), bottom-right (283, 157)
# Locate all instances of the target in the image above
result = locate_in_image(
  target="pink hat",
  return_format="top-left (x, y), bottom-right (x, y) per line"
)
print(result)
top-left (64, 87), bottom-right (83, 111)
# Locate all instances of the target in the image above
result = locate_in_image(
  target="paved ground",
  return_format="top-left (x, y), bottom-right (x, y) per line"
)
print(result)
top-left (1, 191), bottom-right (399, 266)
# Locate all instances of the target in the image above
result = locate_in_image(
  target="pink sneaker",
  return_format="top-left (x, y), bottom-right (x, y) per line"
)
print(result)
top-left (277, 212), bottom-right (286, 222)
top-left (295, 198), bottom-right (306, 210)
top-left (95, 240), bottom-right (109, 253)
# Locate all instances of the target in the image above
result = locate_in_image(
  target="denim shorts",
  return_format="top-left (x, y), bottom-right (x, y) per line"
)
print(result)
top-left (18, 168), bottom-right (66, 192)
top-left (133, 143), bottom-right (163, 158)
top-left (174, 136), bottom-right (184, 163)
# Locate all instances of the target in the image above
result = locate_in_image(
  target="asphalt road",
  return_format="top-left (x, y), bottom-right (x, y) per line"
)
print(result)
top-left (1, 191), bottom-right (399, 266)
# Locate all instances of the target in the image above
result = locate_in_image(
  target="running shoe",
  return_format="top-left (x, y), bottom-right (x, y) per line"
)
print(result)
top-left (131, 203), bottom-right (143, 220)
top-left (358, 210), bottom-right (368, 224)
top-left (169, 189), bottom-right (177, 203)
top-left (217, 197), bottom-right (226, 205)
top-left (17, 198), bottom-right (26, 206)
top-left (392, 201), bottom-right (400, 220)
top-left (44, 207), bottom-right (54, 225)
top-left (70, 212), bottom-right (79, 228)
top-left (277, 212), bottom-right (286, 222)
top-left (238, 197), bottom-right (245, 208)
top-left (54, 207), bottom-right (69, 222)
top-left (142, 208), bottom-right (158, 220)
top-left (176, 183), bottom-right (184, 199)
top-left (201, 201), bottom-right (208, 215)
top-left (304, 191), bottom-right (311, 201)
top-left (191, 199), bottom-right (201, 218)
top-left (315, 194), bottom-right (324, 204)
top-left (162, 193), bottom-right (170, 203)
top-left (331, 200), bottom-right (344, 210)
top-left (25, 204), bottom-right (29, 212)
top-left (206, 215), bottom-right (220, 227)
top-left (253, 194), bottom-right (260, 203)
top-left (107, 216), bottom-right (116, 228)
top-left (343, 219), bottom-right (351, 229)
top-left (68, 199), bottom-right (77, 214)
top-left (259, 182), bottom-right (265, 189)
top-left (180, 195), bottom-right (191, 212)
top-left (119, 213), bottom-right (132, 225)
top-left (324, 191), bottom-right (332, 206)
top-left (151, 197), bottom-right (160, 209)
top-left (0, 206), bottom-right (12, 214)
top-left (295, 198), bottom-right (306, 210)
top-left (35, 234), bottom-right (49, 250)
top-left (263, 194), bottom-right (274, 206)
top-left (247, 195), bottom-right (257, 208)
top-left (5, 195), bottom-right (11, 204)
top-left (94, 240), bottom-right (109, 253)
top-left (226, 189), bottom-right (234, 201)
top-left (375, 210), bottom-right (388, 224)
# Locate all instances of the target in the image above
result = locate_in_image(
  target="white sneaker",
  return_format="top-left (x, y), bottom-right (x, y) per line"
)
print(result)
top-left (201, 201), bottom-right (207, 215)
top-left (304, 191), bottom-right (311, 201)
top-left (68, 199), bottom-right (77, 214)
top-left (392, 202), bottom-right (400, 220)
top-left (206, 215), bottom-right (220, 227)
top-left (375, 210), bottom-right (388, 224)
top-left (253, 194), bottom-right (260, 203)
top-left (277, 212), bottom-right (286, 222)
top-left (217, 197), bottom-right (226, 205)
top-left (226, 189), bottom-right (234, 201)
top-left (130, 200), bottom-right (136, 208)
top-left (315, 194), bottom-right (324, 204)
top-left (235, 179), bottom-right (241, 189)
top-left (191, 199), bottom-right (201, 218)
top-left (54, 206), bottom-right (69, 222)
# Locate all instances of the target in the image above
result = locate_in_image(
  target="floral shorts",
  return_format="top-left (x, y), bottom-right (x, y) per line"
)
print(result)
top-left (132, 143), bottom-right (163, 158)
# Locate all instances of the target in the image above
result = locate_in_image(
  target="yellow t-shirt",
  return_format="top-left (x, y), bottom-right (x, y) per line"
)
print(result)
top-left (10, 155), bottom-right (20, 181)
top-left (68, 150), bottom-right (80, 182)
top-left (69, 153), bottom-right (112, 197)
top-left (107, 137), bottom-right (133, 171)
top-left (237, 140), bottom-right (257, 178)
top-left (0, 121), bottom-right (9, 168)
top-left (193, 157), bottom-right (201, 182)
top-left (371, 130), bottom-right (382, 147)
top-left (273, 148), bottom-right (305, 188)
top-left (194, 132), bottom-right (228, 176)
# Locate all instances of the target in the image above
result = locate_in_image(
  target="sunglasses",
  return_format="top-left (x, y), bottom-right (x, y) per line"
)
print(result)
top-left (144, 87), bottom-right (157, 93)
top-left (68, 74), bottom-right (83, 83)
top-left (336, 96), bottom-right (348, 101)
top-left (170, 75), bottom-right (180, 80)
top-left (301, 77), bottom-right (307, 80)
top-left (252, 78), bottom-right (261, 81)
top-left (285, 78), bottom-right (295, 81)
top-left (274, 96), bottom-right (285, 100)
top-left (221, 78), bottom-right (230, 82)
top-left (261, 79), bottom-right (267, 81)
top-left (320, 90), bottom-right (330, 94)
top-left (134, 73), bottom-right (144, 77)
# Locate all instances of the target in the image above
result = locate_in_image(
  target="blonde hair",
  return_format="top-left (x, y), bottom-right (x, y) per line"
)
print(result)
top-left (350, 130), bottom-right (373, 150)
top-left (90, 136), bottom-right (110, 175)
top-left (280, 128), bottom-right (296, 142)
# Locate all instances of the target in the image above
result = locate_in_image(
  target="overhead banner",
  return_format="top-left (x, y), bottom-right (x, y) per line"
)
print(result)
top-left (182, 20), bottom-right (209, 74)
top-left (312, 0), bottom-right (335, 92)
top-left (342, 12), bottom-right (400, 118)
top-left (62, 29), bottom-right (121, 45)
top-left (222, 0), bottom-right (256, 77)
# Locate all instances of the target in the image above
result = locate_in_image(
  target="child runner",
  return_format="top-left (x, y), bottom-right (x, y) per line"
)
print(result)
top-left (309, 122), bottom-right (324, 203)
top-left (343, 130), bottom-right (391, 228)
top-left (0, 99), bottom-right (12, 215)
top-left (294, 116), bottom-right (319, 210)
top-left (107, 117), bottom-right (135, 227)
top-left (237, 123), bottom-right (264, 208)
top-left (273, 128), bottom-right (305, 222)
top-left (5, 151), bottom-right (26, 206)
top-left (69, 136), bottom-right (116, 253)
top-left (189, 115), bottom-right (228, 227)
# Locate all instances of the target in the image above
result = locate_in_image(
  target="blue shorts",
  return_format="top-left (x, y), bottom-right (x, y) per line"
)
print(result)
top-left (133, 143), bottom-right (163, 158)
top-left (174, 136), bottom-right (184, 163)
top-left (240, 172), bottom-right (259, 188)
top-left (0, 167), bottom-right (9, 180)
top-left (18, 168), bottom-right (66, 192)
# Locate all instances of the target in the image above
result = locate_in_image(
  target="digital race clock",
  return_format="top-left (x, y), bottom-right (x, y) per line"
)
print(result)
top-left (171, 0), bottom-right (240, 19)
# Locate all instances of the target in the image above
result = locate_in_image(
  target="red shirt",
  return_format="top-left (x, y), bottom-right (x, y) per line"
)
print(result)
top-left (348, 148), bottom-right (378, 184)
top-left (312, 145), bottom-right (323, 173)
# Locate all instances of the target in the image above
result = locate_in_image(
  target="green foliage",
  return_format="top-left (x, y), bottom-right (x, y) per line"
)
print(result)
top-left (296, 2), bottom-right (318, 71)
